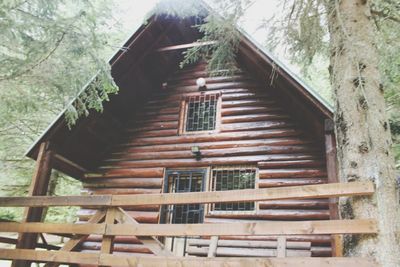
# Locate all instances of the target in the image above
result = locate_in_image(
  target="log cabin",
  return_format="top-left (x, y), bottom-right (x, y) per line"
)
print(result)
top-left (0, 2), bottom-right (378, 267)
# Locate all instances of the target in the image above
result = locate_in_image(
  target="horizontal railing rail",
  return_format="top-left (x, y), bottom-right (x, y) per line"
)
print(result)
top-left (0, 219), bottom-right (378, 236)
top-left (0, 181), bottom-right (374, 207)
top-left (0, 181), bottom-right (377, 267)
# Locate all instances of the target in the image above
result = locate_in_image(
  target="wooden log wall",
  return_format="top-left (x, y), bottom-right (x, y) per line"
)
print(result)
top-left (79, 61), bottom-right (331, 257)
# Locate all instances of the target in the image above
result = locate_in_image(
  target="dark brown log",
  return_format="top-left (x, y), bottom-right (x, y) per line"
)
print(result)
top-left (258, 178), bottom-right (326, 188)
top-left (259, 199), bottom-right (329, 209)
top-left (206, 209), bottom-right (330, 220)
top-left (83, 178), bottom-right (162, 188)
top-left (107, 146), bottom-right (320, 161)
top-left (259, 169), bottom-right (327, 179)
top-left (84, 188), bottom-right (161, 195)
top-left (101, 154), bottom-right (320, 169)
top-left (221, 106), bottom-right (282, 116)
top-left (258, 160), bottom-right (325, 168)
top-left (125, 129), bottom-right (301, 146)
top-left (116, 137), bottom-right (313, 152)
top-left (222, 99), bottom-right (278, 108)
top-left (78, 210), bottom-right (158, 223)
top-left (126, 121), bottom-right (178, 132)
top-left (85, 168), bottom-right (164, 179)
top-left (221, 121), bottom-right (294, 132)
top-left (222, 114), bottom-right (290, 123)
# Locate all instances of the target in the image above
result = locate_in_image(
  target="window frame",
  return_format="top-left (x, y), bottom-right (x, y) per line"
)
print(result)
top-left (178, 91), bottom-right (222, 135)
top-left (206, 166), bottom-right (259, 215)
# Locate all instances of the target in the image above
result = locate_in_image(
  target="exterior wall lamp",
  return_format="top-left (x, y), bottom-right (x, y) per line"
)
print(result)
top-left (191, 146), bottom-right (202, 161)
top-left (196, 77), bottom-right (207, 91)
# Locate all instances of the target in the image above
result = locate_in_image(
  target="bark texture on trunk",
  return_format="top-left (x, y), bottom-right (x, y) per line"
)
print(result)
top-left (326, 0), bottom-right (400, 266)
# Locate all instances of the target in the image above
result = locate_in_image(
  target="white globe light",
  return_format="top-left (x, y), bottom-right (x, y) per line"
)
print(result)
top-left (196, 77), bottom-right (206, 87)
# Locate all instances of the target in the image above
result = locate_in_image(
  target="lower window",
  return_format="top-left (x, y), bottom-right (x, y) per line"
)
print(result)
top-left (210, 167), bottom-right (257, 211)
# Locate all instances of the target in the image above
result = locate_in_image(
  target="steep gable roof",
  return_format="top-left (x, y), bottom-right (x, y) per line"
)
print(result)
top-left (26, 3), bottom-right (332, 179)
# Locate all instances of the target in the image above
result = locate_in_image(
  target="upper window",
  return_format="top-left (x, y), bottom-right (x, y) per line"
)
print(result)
top-left (210, 167), bottom-right (257, 212)
top-left (179, 93), bottom-right (220, 134)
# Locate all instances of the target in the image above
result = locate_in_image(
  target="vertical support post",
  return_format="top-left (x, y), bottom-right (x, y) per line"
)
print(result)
top-left (100, 208), bottom-right (116, 267)
top-left (207, 236), bottom-right (219, 257)
top-left (276, 236), bottom-right (286, 258)
top-left (13, 141), bottom-right (53, 267)
top-left (324, 119), bottom-right (343, 257)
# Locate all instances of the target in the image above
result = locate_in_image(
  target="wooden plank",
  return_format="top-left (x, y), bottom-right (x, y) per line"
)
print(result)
top-left (0, 222), bottom-right (105, 235)
top-left (0, 220), bottom-right (377, 236)
top-left (105, 219), bottom-right (377, 236)
top-left (0, 182), bottom-right (374, 207)
top-left (111, 182), bottom-right (373, 206)
top-left (0, 249), bottom-right (377, 267)
top-left (99, 254), bottom-right (378, 267)
top-left (0, 249), bottom-right (99, 265)
top-left (325, 119), bottom-right (343, 257)
top-left (101, 208), bottom-right (117, 263)
top-left (207, 236), bottom-right (219, 257)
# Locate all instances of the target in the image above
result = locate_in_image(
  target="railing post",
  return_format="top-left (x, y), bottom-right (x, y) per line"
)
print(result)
top-left (324, 119), bottom-right (343, 257)
top-left (13, 141), bottom-right (53, 267)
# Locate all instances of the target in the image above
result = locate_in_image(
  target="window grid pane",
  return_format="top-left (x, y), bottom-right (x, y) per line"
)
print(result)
top-left (212, 168), bottom-right (256, 211)
top-left (185, 94), bottom-right (217, 132)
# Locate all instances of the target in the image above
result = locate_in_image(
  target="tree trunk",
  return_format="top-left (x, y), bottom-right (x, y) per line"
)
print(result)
top-left (326, 0), bottom-right (400, 266)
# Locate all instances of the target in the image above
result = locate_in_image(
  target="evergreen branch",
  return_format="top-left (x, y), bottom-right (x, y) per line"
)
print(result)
top-left (0, 32), bottom-right (66, 82)
top-left (371, 9), bottom-right (400, 23)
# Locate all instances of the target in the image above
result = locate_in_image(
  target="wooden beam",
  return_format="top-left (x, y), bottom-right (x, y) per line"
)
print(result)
top-left (156, 41), bottom-right (217, 52)
top-left (0, 220), bottom-right (377, 236)
top-left (106, 219), bottom-right (378, 236)
top-left (14, 141), bottom-right (53, 267)
top-left (100, 208), bottom-right (116, 267)
top-left (277, 237), bottom-right (286, 258)
top-left (325, 119), bottom-right (343, 257)
top-left (0, 182), bottom-right (375, 207)
top-left (0, 249), bottom-right (378, 267)
top-left (207, 236), bottom-right (219, 257)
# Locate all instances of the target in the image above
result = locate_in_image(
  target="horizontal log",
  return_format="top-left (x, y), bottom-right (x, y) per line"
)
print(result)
top-left (187, 238), bottom-right (311, 249)
top-left (0, 182), bottom-right (374, 207)
top-left (106, 145), bottom-right (320, 162)
top-left (101, 154), bottom-right (320, 169)
top-left (258, 160), bottom-right (325, 168)
top-left (85, 168), bottom-right (164, 179)
top-left (0, 249), bottom-right (377, 267)
top-left (168, 82), bottom-right (261, 92)
top-left (125, 121), bottom-right (178, 132)
top-left (117, 137), bottom-right (314, 152)
top-left (222, 114), bottom-right (290, 123)
top-left (78, 210), bottom-right (158, 223)
top-left (126, 129), bottom-right (178, 138)
top-left (259, 178), bottom-right (326, 188)
top-left (169, 75), bottom-right (248, 87)
top-left (222, 99), bottom-right (278, 108)
top-left (206, 209), bottom-right (330, 220)
top-left (125, 129), bottom-right (301, 146)
top-left (186, 246), bottom-right (311, 257)
top-left (84, 188), bottom-right (161, 195)
top-left (81, 241), bottom-right (152, 254)
top-left (221, 121), bottom-right (294, 132)
top-left (133, 113), bottom-right (178, 123)
top-left (222, 106), bottom-right (282, 116)
top-left (259, 169), bottom-right (327, 179)
top-left (221, 92), bottom-right (270, 101)
top-left (0, 220), bottom-right (377, 236)
top-left (83, 178), bottom-right (162, 188)
top-left (216, 234), bottom-right (332, 244)
top-left (259, 199), bottom-right (329, 209)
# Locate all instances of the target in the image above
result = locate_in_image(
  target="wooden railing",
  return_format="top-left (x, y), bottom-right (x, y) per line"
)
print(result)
top-left (0, 182), bottom-right (378, 267)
